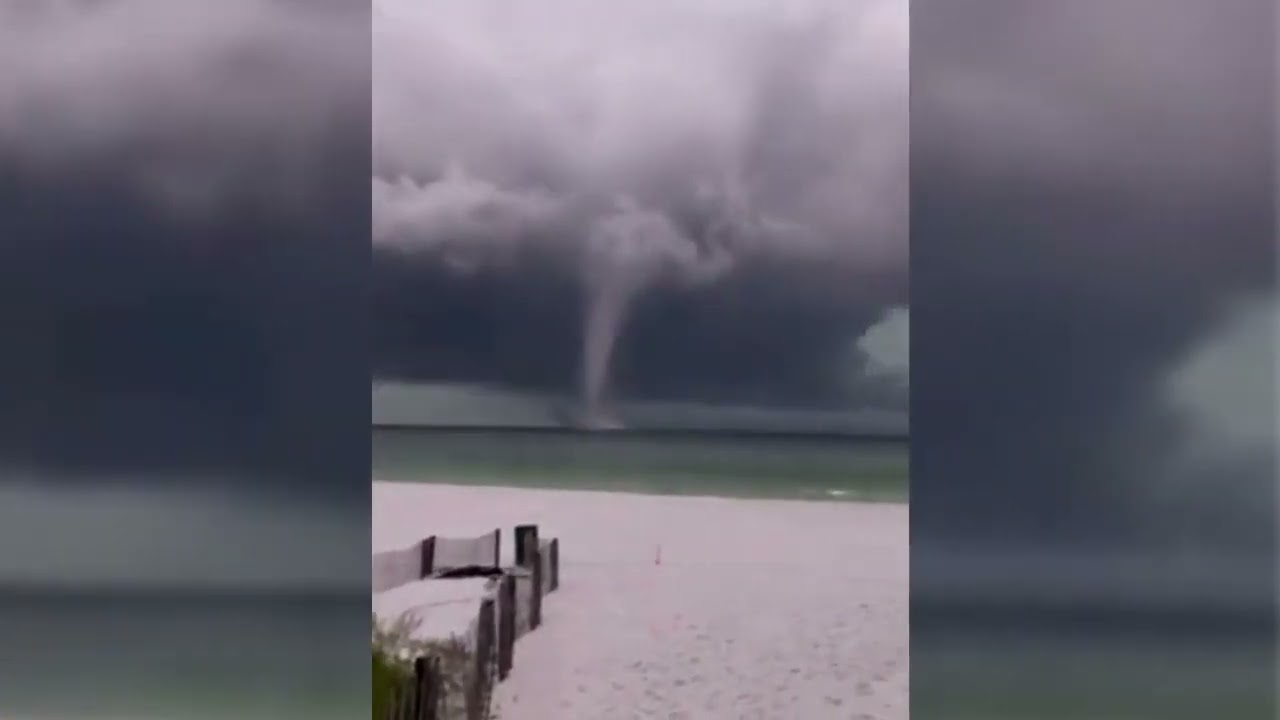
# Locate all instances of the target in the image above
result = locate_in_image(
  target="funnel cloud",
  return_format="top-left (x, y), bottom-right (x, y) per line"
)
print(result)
top-left (373, 0), bottom-right (909, 424)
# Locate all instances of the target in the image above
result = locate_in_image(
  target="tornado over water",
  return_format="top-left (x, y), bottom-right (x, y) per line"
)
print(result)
top-left (372, 0), bottom-right (910, 419)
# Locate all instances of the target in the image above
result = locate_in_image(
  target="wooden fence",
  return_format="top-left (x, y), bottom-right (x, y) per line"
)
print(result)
top-left (373, 529), bottom-right (502, 593)
top-left (497, 573), bottom-right (516, 681)
top-left (466, 597), bottom-right (496, 720)
top-left (386, 656), bottom-right (443, 720)
top-left (376, 524), bottom-right (561, 720)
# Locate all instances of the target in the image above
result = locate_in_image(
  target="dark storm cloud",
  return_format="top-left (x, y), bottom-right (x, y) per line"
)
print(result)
top-left (372, 0), bottom-right (908, 415)
top-left (911, 0), bottom-right (1275, 545)
top-left (0, 0), bottom-right (369, 494)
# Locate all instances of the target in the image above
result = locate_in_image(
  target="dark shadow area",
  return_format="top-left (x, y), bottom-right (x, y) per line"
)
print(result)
top-left (911, 1), bottom-right (1276, 717)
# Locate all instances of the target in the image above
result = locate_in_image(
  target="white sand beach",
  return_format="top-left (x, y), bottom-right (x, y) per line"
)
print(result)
top-left (373, 576), bottom-right (493, 643)
top-left (373, 482), bottom-right (908, 720)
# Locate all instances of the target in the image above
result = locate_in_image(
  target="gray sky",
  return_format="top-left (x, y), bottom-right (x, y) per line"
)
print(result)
top-left (0, 0), bottom-right (369, 492)
top-left (911, 0), bottom-right (1275, 546)
top-left (0, 0), bottom-right (364, 207)
top-left (373, 0), bottom-right (908, 412)
top-left (2, 0), bottom-right (1270, 587)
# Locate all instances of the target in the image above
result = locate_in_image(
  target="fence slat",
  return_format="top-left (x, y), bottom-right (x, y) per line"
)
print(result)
top-left (419, 536), bottom-right (436, 578)
top-left (529, 545), bottom-right (543, 630)
top-left (549, 538), bottom-right (560, 592)
top-left (384, 656), bottom-right (441, 720)
top-left (426, 656), bottom-right (442, 720)
top-left (411, 657), bottom-right (426, 720)
top-left (372, 544), bottom-right (423, 593)
top-left (468, 598), bottom-right (496, 720)
top-left (514, 524), bottom-right (538, 567)
top-left (497, 573), bottom-right (516, 680)
top-left (425, 530), bottom-right (501, 576)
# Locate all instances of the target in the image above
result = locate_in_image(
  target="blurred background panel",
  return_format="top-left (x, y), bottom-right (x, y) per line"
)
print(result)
top-left (0, 1), bottom-right (369, 718)
top-left (911, 1), bottom-right (1276, 718)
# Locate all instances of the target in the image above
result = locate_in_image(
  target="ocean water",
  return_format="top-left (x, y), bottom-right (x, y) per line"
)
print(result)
top-left (914, 629), bottom-right (1274, 719)
top-left (372, 427), bottom-right (909, 502)
top-left (913, 542), bottom-right (1276, 720)
top-left (0, 479), bottom-right (370, 720)
top-left (0, 589), bottom-right (368, 720)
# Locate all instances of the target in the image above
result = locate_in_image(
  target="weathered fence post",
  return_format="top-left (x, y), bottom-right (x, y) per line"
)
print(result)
top-left (514, 524), bottom-right (539, 567)
top-left (497, 573), bottom-right (516, 680)
top-left (468, 597), bottom-right (496, 720)
top-left (549, 538), bottom-right (560, 592)
top-left (427, 656), bottom-right (443, 720)
top-left (412, 656), bottom-right (440, 720)
top-left (529, 544), bottom-right (543, 630)
top-left (537, 540), bottom-right (553, 597)
top-left (419, 536), bottom-right (436, 578)
top-left (409, 658), bottom-right (427, 720)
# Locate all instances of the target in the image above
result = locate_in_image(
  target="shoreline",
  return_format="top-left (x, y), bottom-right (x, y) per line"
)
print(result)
top-left (373, 425), bottom-right (907, 503)
top-left (374, 475), bottom-right (908, 506)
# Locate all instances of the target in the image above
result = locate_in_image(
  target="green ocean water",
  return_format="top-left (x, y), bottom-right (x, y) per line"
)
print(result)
top-left (372, 428), bottom-right (909, 502)
top-left (0, 590), bottom-right (367, 720)
top-left (916, 633), bottom-right (1274, 720)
